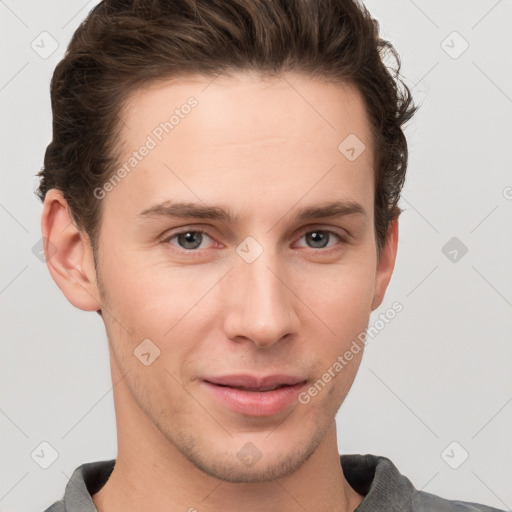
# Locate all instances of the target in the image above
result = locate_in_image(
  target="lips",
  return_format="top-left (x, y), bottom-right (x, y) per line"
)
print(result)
top-left (218, 384), bottom-right (287, 392)
top-left (202, 373), bottom-right (307, 390)
top-left (201, 374), bottom-right (308, 416)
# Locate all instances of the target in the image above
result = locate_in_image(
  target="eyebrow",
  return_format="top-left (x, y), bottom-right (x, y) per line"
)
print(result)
top-left (137, 199), bottom-right (367, 223)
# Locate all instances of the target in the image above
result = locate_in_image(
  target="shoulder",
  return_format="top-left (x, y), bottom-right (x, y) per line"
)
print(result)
top-left (40, 458), bottom-right (116, 512)
top-left (340, 454), bottom-right (506, 512)
top-left (412, 490), bottom-right (505, 511)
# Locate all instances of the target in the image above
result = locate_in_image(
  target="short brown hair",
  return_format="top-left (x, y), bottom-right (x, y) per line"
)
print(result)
top-left (36, 0), bottom-right (417, 258)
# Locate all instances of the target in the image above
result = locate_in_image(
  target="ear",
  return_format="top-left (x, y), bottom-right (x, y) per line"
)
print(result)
top-left (371, 217), bottom-right (399, 311)
top-left (41, 189), bottom-right (101, 312)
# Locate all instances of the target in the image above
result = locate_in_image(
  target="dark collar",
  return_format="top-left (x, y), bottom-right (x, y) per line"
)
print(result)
top-left (63, 454), bottom-right (414, 511)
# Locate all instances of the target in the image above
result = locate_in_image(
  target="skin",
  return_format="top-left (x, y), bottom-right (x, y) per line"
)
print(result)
top-left (42, 71), bottom-right (398, 512)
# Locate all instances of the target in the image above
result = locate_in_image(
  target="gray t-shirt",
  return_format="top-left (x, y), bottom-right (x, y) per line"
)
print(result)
top-left (43, 453), bottom-right (505, 511)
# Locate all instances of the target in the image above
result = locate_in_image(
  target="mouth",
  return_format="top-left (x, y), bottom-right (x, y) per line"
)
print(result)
top-left (208, 383), bottom-right (297, 392)
top-left (202, 373), bottom-right (307, 389)
top-left (200, 375), bottom-right (308, 417)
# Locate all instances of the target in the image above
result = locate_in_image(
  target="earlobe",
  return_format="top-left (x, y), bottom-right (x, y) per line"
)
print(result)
top-left (41, 189), bottom-right (101, 312)
top-left (371, 217), bottom-right (399, 311)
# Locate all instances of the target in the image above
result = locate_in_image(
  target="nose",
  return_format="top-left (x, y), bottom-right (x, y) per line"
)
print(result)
top-left (222, 249), bottom-right (300, 349)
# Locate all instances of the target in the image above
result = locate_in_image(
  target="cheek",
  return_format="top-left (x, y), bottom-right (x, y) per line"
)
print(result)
top-left (98, 252), bottom-right (225, 371)
top-left (295, 256), bottom-right (375, 396)
top-left (301, 259), bottom-right (375, 335)
top-left (98, 247), bottom-right (194, 323)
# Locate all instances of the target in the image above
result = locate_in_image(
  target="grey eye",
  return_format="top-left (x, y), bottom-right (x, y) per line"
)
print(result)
top-left (304, 231), bottom-right (334, 249)
top-left (175, 231), bottom-right (206, 250)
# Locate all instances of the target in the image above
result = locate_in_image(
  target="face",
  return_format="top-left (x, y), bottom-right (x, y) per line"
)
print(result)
top-left (48, 71), bottom-right (397, 483)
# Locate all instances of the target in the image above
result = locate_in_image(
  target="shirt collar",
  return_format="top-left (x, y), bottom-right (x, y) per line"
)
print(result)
top-left (61, 454), bottom-right (414, 511)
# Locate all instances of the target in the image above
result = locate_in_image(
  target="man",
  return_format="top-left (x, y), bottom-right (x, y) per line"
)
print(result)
top-left (37, 0), bottom-right (504, 511)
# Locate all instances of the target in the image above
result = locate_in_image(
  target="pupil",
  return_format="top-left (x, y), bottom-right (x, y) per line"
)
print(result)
top-left (308, 231), bottom-right (328, 248)
top-left (179, 232), bottom-right (202, 249)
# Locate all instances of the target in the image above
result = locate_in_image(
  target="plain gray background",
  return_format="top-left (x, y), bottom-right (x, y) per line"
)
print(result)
top-left (1, 1), bottom-right (511, 511)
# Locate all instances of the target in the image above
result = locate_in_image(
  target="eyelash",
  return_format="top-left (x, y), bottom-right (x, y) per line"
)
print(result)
top-left (160, 227), bottom-right (348, 255)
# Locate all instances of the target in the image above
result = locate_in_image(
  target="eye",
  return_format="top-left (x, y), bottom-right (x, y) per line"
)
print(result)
top-left (161, 228), bottom-right (346, 253)
top-left (163, 230), bottom-right (215, 251)
top-left (296, 230), bottom-right (344, 250)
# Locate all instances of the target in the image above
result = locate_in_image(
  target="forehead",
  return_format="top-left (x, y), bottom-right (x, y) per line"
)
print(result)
top-left (107, 72), bottom-right (374, 224)
top-left (120, 71), bottom-right (371, 150)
